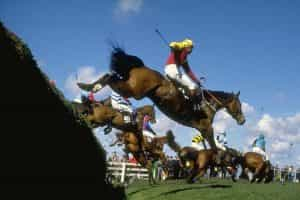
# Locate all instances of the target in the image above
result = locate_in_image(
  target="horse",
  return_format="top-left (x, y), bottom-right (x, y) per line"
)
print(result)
top-left (166, 131), bottom-right (240, 183)
top-left (77, 47), bottom-right (245, 150)
top-left (237, 152), bottom-right (274, 183)
top-left (110, 130), bottom-right (175, 184)
top-left (71, 100), bottom-right (156, 134)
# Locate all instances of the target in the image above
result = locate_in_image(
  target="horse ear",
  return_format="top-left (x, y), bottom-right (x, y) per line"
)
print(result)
top-left (236, 91), bottom-right (240, 97)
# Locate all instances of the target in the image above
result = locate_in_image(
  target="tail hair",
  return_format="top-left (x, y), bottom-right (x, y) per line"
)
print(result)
top-left (166, 130), bottom-right (181, 153)
top-left (109, 46), bottom-right (144, 80)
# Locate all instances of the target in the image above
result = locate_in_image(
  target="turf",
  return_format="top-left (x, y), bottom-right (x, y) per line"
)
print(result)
top-left (126, 179), bottom-right (300, 200)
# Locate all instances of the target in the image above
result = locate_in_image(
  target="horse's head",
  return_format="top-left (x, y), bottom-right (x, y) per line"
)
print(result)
top-left (225, 91), bottom-right (246, 125)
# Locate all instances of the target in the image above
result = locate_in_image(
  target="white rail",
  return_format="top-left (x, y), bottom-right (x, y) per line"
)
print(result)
top-left (107, 161), bottom-right (149, 183)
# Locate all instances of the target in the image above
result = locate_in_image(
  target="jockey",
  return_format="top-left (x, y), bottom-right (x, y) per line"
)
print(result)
top-left (165, 38), bottom-right (203, 110)
top-left (252, 134), bottom-right (269, 160)
top-left (110, 91), bottom-right (136, 124)
top-left (78, 90), bottom-right (95, 114)
top-left (215, 132), bottom-right (228, 151)
top-left (191, 133), bottom-right (205, 150)
top-left (142, 114), bottom-right (157, 144)
top-left (214, 132), bottom-right (228, 165)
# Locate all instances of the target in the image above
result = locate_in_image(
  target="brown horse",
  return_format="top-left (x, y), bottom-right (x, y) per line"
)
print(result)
top-left (77, 48), bottom-right (245, 150)
top-left (110, 130), bottom-right (175, 184)
top-left (238, 152), bottom-right (274, 183)
top-left (72, 100), bottom-right (156, 133)
top-left (166, 131), bottom-right (239, 183)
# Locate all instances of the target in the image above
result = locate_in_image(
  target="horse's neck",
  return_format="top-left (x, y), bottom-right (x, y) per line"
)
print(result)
top-left (205, 90), bottom-right (233, 109)
top-left (136, 106), bottom-right (151, 116)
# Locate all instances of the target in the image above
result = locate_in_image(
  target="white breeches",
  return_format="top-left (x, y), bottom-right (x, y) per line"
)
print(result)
top-left (143, 130), bottom-right (155, 143)
top-left (165, 64), bottom-right (198, 90)
top-left (191, 142), bottom-right (205, 151)
top-left (111, 100), bottom-right (133, 113)
top-left (143, 130), bottom-right (155, 138)
top-left (252, 147), bottom-right (269, 160)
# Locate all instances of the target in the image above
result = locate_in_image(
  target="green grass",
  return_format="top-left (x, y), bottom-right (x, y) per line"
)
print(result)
top-left (126, 179), bottom-right (300, 200)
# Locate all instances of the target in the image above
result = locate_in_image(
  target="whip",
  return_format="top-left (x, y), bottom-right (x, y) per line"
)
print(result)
top-left (155, 29), bottom-right (169, 47)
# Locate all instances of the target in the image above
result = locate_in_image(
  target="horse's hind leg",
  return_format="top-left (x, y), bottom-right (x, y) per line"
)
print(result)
top-left (187, 168), bottom-right (200, 184)
top-left (187, 164), bottom-right (207, 184)
top-left (251, 165), bottom-right (264, 183)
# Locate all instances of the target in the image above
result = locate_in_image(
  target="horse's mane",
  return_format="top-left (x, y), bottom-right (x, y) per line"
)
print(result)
top-left (205, 90), bottom-right (234, 103)
top-left (109, 47), bottom-right (145, 80)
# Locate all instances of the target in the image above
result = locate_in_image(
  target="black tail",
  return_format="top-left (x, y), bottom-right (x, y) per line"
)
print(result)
top-left (109, 47), bottom-right (144, 80)
top-left (166, 130), bottom-right (181, 153)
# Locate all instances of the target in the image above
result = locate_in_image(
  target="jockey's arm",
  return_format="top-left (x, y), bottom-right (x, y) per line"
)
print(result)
top-left (124, 97), bottom-right (132, 105)
top-left (182, 62), bottom-right (200, 85)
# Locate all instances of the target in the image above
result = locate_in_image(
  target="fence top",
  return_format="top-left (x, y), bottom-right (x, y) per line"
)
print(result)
top-left (107, 161), bottom-right (143, 167)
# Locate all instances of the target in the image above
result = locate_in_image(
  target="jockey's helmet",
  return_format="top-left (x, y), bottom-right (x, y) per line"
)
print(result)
top-left (182, 38), bottom-right (193, 48)
top-left (169, 38), bottom-right (194, 50)
top-left (258, 133), bottom-right (264, 139)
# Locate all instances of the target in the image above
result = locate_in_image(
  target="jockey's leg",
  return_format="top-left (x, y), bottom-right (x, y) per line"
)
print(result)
top-left (143, 130), bottom-right (155, 144)
top-left (191, 142), bottom-right (205, 151)
top-left (164, 64), bottom-right (180, 80)
top-left (181, 73), bottom-right (202, 110)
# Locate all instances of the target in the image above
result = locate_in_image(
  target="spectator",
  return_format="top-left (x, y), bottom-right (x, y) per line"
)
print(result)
top-left (128, 155), bottom-right (137, 164)
top-left (111, 151), bottom-right (119, 162)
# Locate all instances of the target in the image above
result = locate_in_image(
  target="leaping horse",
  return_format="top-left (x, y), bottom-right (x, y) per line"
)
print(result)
top-left (77, 47), bottom-right (246, 150)
top-left (110, 130), bottom-right (175, 184)
top-left (71, 99), bottom-right (156, 134)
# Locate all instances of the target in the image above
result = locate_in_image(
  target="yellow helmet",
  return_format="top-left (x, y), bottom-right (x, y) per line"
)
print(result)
top-left (182, 38), bottom-right (193, 48)
top-left (169, 38), bottom-right (194, 50)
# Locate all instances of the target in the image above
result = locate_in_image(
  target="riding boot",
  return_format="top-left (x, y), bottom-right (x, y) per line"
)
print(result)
top-left (131, 110), bottom-right (137, 125)
top-left (191, 94), bottom-right (202, 111)
top-left (104, 122), bottom-right (112, 135)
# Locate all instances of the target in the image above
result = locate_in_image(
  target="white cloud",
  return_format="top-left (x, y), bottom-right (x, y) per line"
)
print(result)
top-left (117, 0), bottom-right (143, 13)
top-left (256, 113), bottom-right (300, 142)
top-left (212, 102), bottom-right (255, 133)
top-left (271, 141), bottom-right (291, 153)
top-left (244, 112), bottom-right (300, 166)
top-left (242, 102), bottom-right (255, 114)
top-left (114, 0), bottom-right (143, 18)
top-left (213, 109), bottom-right (234, 133)
top-left (152, 112), bottom-right (179, 135)
top-left (64, 66), bottom-right (111, 100)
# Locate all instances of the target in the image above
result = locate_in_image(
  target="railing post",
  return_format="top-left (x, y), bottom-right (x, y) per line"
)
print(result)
top-left (121, 161), bottom-right (126, 183)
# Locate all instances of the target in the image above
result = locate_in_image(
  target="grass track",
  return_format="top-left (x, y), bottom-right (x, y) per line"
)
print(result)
top-left (126, 179), bottom-right (300, 200)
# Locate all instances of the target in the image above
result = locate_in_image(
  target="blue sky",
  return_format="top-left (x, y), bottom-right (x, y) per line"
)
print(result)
top-left (1, 0), bottom-right (300, 166)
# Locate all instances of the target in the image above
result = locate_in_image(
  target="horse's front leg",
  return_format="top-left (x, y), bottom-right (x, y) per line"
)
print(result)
top-left (198, 122), bottom-right (217, 150)
top-left (77, 73), bottom-right (112, 92)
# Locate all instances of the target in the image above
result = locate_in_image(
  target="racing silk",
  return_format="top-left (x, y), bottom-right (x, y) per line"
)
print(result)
top-left (88, 92), bottom-right (95, 102)
top-left (253, 136), bottom-right (266, 151)
top-left (166, 48), bottom-right (189, 66)
top-left (165, 48), bottom-right (199, 83)
top-left (111, 91), bottom-right (131, 106)
top-left (143, 115), bottom-right (152, 131)
top-left (192, 134), bottom-right (204, 144)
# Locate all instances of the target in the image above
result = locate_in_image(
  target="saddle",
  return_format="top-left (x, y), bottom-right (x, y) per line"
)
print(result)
top-left (165, 75), bottom-right (191, 100)
top-left (165, 75), bottom-right (214, 112)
